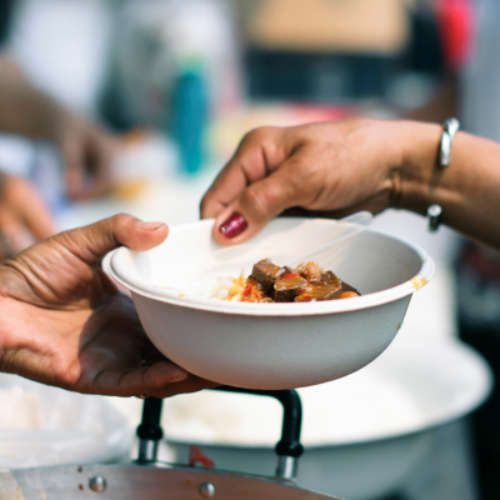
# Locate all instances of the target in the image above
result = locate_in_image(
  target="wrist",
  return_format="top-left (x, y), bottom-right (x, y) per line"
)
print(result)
top-left (396, 120), bottom-right (443, 214)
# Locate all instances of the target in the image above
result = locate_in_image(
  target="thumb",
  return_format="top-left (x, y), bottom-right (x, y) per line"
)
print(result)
top-left (212, 159), bottom-right (309, 245)
top-left (58, 213), bottom-right (169, 264)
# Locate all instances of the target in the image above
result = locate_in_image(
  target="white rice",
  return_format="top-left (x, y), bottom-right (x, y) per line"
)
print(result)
top-left (210, 270), bottom-right (246, 301)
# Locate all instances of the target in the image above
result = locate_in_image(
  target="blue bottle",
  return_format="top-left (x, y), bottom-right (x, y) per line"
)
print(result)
top-left (169, 60), bottom-right (209, 175)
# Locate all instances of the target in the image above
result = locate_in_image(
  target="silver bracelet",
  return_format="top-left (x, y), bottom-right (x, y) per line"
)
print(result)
top-left (427, 117), bottom-right (460, 232)
top-left (427, 204), bottom-right (443, 233)
top-left (439, 117), bottom-right (460, 168)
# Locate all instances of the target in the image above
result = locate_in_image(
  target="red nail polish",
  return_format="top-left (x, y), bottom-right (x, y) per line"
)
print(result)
top-left (219, 212), bottom-right (248, 238)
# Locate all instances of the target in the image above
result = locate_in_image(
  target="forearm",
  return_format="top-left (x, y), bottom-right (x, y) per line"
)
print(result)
top-left (398, 121), bottom-right (500, 250)
top-left (0, 63), bottom-right (59, 139)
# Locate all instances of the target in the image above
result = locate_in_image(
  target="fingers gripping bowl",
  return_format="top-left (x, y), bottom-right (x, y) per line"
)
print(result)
top-left (109, 218), bottom-right (434, 389)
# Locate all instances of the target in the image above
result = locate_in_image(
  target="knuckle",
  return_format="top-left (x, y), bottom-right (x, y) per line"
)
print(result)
top-left (107, 213), bottom-right (137, 240)
top-left (242, 184), bottom-right (279, 219)
top-left (252, 125), bottom-right (276, 138)
top-left (242, 126), bottom-right (278, 146)
top-left (111, 213), bottom-right (134, 227)
top-left (241, 187), bottom-right (266, 218)
top-left (284, 162), bottom-right (309, 193)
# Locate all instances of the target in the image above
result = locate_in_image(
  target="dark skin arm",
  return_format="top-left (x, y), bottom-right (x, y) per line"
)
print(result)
top-left (201, 119), bottom-right (500, 251)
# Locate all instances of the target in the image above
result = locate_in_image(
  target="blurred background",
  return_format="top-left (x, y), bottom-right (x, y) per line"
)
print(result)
top-left (0, 1), bottom-right (499, 499)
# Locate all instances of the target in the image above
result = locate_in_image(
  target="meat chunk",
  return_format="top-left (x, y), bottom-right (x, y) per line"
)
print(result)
top-left (320, 268), bottom-right (359, 294)
top-left (251, 259), bottom-right (283, 292)
top-left (340, 280), bottom-right (360, 296)
top-left (297, 262), bottom-right (339, 285)
top-left (295, 279), bottom-right (343, 302)
top-left (299, 261), bottom-right (323, 284)
top-left (243, 258), bottom-right (359, 303)
top-left (274, 276), bottom-right (307, 302)
top-left (324, 270), bottom-right (338, 281)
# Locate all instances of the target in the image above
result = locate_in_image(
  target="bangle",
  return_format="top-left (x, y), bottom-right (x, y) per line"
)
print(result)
top-left (427, 118), bottom-right (459, 232)
top-left (427, 204), bottom-right (443, 233)
top-left (439, 117), bottom-right (460, 168)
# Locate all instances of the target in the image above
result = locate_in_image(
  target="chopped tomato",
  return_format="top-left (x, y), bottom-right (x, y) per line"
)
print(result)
top-left (340, 291), bottom-right (360, 299)
top-left (296, 290), bottom-right (312, 301)
top-left (242, 286), bottom-right (251, 297)
top-left (283, 273), bottom-right (301, 279)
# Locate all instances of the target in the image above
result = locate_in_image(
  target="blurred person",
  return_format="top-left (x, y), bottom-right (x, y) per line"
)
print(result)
top-left (0, 213), bottom-right (215, 398)
top-left (0, 55), bottom-right (116, 201)
top-left (0, 1), bottom-right (214, 400)
top-left (0, 0), bottom-right (117, 258)
top-left (0, 54), bottom-right (117, 258)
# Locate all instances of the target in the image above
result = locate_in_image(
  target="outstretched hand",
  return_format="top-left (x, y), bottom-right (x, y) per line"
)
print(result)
top-left (0, 214), bottom-right (217, 397)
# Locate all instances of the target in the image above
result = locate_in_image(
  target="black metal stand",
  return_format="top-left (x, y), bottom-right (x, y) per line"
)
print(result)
top-left (215, 387), bottom-right (304, 479)
top-left (136, 397), bottom-right (164, 464)
top-left (136, 387), bottom-right (304, 480)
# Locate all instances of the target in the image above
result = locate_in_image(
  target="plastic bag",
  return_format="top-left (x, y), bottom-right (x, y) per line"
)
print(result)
top-left (0, 373), bottom-right (133, 468)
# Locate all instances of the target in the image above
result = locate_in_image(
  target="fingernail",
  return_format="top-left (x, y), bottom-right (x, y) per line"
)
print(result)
top-left (138, 221), bottom-right (165, 231)
top-left (219, 212), bottom-right (248, 239)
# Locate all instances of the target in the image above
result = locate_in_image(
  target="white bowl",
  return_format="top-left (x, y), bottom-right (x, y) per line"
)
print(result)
top-left (109, 217), bottom-right (434, 389)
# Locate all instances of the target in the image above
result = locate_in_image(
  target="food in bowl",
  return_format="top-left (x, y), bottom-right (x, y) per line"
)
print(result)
top-left (213, 259), bottom-right (360, 303)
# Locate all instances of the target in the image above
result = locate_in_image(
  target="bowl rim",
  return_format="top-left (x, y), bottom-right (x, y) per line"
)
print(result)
top-left (109, 218), bottom-right (435, 317)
